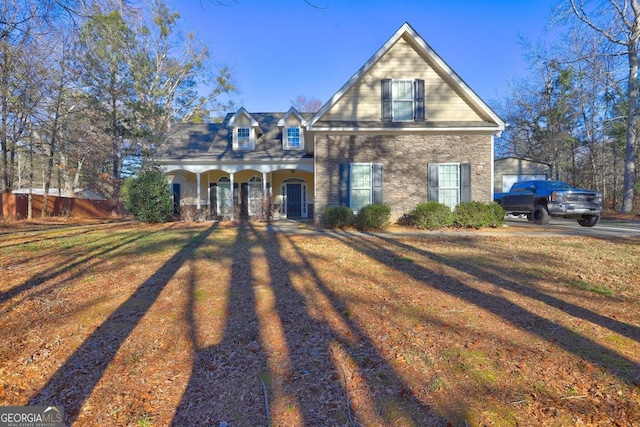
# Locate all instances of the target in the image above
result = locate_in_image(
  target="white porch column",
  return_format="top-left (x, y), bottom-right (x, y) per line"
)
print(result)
top-left (262, 172), bottom-right (267, 194)
top-left (229, 172), bottom-right (235, 220)
top-left (196, 173), bottom-right (201, 210)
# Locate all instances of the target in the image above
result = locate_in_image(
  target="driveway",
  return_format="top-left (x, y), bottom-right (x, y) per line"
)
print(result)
top-left (267, 217), bottom-right (640, 238)
top-left (503, 215), bottom-right (640, 238)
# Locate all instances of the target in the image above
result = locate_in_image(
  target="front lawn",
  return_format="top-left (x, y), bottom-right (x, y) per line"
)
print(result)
top-left (1, 221), bottom-right (638, 426)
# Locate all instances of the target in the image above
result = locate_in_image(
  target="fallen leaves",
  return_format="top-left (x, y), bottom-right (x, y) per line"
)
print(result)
top-left (0, 222), bottom-right (639, 426)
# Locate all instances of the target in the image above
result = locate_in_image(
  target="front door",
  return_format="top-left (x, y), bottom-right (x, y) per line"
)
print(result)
top-left (286, 183), bottom-right (302, 218)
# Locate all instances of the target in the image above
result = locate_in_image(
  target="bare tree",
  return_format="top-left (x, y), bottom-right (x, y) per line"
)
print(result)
top-left (291, 95), bottom-right (323, 113)
top-left (562, 0), bottom-right (640, 212)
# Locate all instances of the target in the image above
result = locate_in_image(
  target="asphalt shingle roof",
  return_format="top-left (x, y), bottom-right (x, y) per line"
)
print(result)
top-left (155, 112), bottom-right (314, 161)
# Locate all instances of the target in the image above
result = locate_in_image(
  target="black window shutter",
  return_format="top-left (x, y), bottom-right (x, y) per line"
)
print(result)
top-left (372, 163), bottom-right (383, 204)
top-left (414, 79), bottom-right (425, 121)
top-left (339, 163), bottom-right (350, 207)
top-left (460, 163), bottom-right (471, 202)
top-left (381, 79), bottom-right (392, 122)
top-left (428, 163), bottom-right (439, 201)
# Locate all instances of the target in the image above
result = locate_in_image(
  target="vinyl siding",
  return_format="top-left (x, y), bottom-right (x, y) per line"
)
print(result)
top-left (322, 36), bottom-right (485, 123)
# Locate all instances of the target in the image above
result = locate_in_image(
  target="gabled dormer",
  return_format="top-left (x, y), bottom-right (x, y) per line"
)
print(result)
top-left (277, 107), bottom-right (307, 150)
top-left (228, 107), bottom-right (262, 150)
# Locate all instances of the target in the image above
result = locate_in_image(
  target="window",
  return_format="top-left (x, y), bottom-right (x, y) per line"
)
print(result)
top-left (248, 176), bottom-right (263, 216)
top-left (285, 127), bottom-right (301, 149)
top-left (217, 177), bottom-right (232, 217)
top-left (339, 163), bottom-right (383, 211)
top-left (236, 127), bottom-right (252, 149)
top-left (392, 80), bottom-right (414, 121)
top-left (428, 163), bottom-right (471, 209)
top-left (350, 164), bottom-right (372, 211)
top-left (438, 164), bottom-right (459, 209)
top-left (382, 79), bottom-right (425, 122)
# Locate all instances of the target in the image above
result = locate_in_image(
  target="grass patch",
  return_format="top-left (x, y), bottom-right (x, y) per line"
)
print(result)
top-left (566, 278), bottom-right (614, 295)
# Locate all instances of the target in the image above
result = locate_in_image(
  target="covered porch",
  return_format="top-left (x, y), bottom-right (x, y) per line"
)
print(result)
top-left (162, 162), bottom-right (314, 221)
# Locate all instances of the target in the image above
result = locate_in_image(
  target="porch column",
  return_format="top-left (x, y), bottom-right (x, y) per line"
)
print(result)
top-left (229, 172), bottom-right (235, 220)
top-left (196, 173), bottom-right (201, 210)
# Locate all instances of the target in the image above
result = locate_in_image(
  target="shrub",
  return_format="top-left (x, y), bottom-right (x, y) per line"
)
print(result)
top-left (454, 201), bottom-right (505, 228)
top-left (123, 168), bottom-right (173, 223)
top-left (323, 206), bottom-right (354, 228)
top-left (179, 206), bottom-right (209, 222)
top-left (487, 201), bottom-right (507, 222)
top-left (405, 201), bottom-right (453, 229)
top-left (354, 204), bottom-right (391, 231)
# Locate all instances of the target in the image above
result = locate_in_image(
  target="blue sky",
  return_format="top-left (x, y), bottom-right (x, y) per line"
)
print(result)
top-left (166, 0), bottom-right (561, 112)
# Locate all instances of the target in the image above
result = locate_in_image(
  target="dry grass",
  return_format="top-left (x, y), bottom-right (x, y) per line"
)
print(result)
top-left (0, 220), bottom-right (639, 426)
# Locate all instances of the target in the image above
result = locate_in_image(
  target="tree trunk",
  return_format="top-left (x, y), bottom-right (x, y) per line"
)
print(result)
top-left (621, 40), bottom-right (638, 213)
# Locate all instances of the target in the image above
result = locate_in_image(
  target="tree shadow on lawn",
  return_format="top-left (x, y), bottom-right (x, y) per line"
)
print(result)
top-left (0, 222), bottom-right (124, 250)
top-left (0, 225), bottom-right (170, 309)
top-left (173, 223), bottom-right (445, 426)
top-left (171, 222), bottom-right (269, 426)
top-left (28, 224), bottom-right (218, 425)
top-left (260, 227), bottom-right (444, 425)
top-left (332, 232), bottom-right (640, 385)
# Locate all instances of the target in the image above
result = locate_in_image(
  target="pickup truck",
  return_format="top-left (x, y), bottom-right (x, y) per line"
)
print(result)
top-left (496, 180), bottom-right (603, 227)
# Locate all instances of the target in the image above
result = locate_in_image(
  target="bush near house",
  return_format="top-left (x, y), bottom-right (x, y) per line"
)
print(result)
top-left (323, 206), bottom-right (354, 228)
top-left (397, 201), bottom-right (504, 230)
top-left (454, 201), bottom-right (506, 229)
top-left (123, 168), bottom-right (173, 223)
top-left (402, 201), bottom-right (454, 229)
top-left (354, 203), bottom-right (391, 231)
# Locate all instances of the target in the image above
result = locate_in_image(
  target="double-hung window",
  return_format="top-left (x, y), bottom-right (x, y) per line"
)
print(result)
top-left (392, 80), bottom-right (414, 121)
top-left (438, 164), bottom-right (460, 208)
top-left (350, 164), bottom-right (373, 211)
top-left (428, 163), bottom-right (471, 209)
top-left (339, 163), bottom-right (384, 211)
top-left (382, 79), bottom-right (425, 122)
top-left (237, 127), bottom-right (252, 150)
top-left (285, 127), bottom-right (301, 149)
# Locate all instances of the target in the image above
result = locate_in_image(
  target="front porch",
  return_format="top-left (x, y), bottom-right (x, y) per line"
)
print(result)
top-left (165, 167), bottom-right (314, 221)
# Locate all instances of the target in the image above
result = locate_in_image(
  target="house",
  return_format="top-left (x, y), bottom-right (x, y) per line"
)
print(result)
top-left (155, 22), bottom-right (505, 222)
top-left (494, 157), bottom-right (552, 194)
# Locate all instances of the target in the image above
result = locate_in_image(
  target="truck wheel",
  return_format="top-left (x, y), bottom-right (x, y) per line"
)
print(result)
top-left (532, 205), bottom-right (551, 225)
top-left (578, 215), bottom-right (600, 227)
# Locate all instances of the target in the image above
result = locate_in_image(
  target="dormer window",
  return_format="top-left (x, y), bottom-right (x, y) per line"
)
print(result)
top-left (286, 127), bottom-right (301, 149)
top-left (237, 127), bottom-right (252, 149)
top-left (278, 107), bottom-right (306, 150)
top-left (228, 108), bottom-right (261, 151)
top-left (382, 79), bottom-right (425, 122)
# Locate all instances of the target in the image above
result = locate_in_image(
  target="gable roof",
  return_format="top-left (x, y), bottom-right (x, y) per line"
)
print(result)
top-left (277, 107), bottom-right (307, 127)
top-left (308, 22), bottom-right (505, 132)
top-left (228, 107), bottom-right (263, 134)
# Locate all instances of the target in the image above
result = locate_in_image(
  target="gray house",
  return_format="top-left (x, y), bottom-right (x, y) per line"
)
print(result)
top-left (155, 22), bottom-right (505, 222)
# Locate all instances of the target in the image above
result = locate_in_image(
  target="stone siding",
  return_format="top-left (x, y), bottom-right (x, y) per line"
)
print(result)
top-left (314, 133), bottom-right (493, 222)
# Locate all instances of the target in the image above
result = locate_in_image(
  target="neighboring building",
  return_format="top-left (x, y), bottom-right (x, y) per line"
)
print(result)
top-left (494, 157), bottom-right (552, 194)
top-left (12, 188), bottom-right (107, 200)
top-left (156, 22), bottom-right (505, 222)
